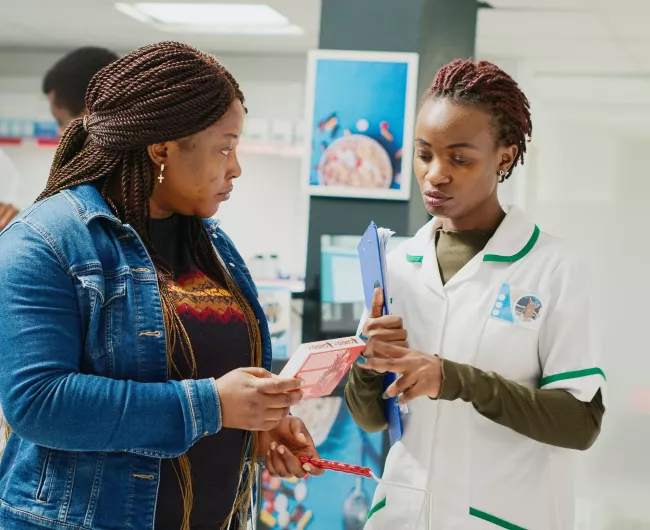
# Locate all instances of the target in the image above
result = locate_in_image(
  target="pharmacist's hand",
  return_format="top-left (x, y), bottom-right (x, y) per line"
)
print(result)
top-left (216, 368), bottom-right (303, 431)
top-left (360, 286), bottom-right (408, 350)
top-left (359, 342), bottom-right (442, 403)
top-left (260, 417), bottom-right (324, 479)
top-left (0, 203), bottom-right (19, 232)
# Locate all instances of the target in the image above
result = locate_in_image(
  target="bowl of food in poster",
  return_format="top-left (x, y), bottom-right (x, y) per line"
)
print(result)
top-left (318, 134), bottom-right (393, 189)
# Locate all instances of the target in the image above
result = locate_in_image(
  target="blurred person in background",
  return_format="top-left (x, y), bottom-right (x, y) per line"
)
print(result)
top-left (43, 46), bottom-right (119, 134)
top-left (0, 41), bottom-right (321, 530)
top-left (346, 59), bottom-right (606, 530)
top-left (0, 47), bottom-right (118, 233)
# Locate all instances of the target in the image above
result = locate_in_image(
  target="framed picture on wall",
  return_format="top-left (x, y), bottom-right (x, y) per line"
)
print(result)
top-left (302, 50), bottom-right (419, 201)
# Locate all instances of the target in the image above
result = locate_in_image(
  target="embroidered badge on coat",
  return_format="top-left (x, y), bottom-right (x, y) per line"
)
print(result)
top-left (491, 284), bottom-right (545, 329)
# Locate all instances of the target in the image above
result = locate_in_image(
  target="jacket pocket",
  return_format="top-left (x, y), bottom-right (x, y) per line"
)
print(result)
top-left (77, 273), bottom-right (127, 308)
top-left (36, 449), bottom-right (56, 503)
top-left (76, 272), bottom-right (128, 371)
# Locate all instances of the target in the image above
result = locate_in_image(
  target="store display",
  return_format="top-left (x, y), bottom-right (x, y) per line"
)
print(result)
top-left (279, 337), bottom-right (364, 398)
top-left (302, 49), bottom-right (419, 200)
top-left (259, 397), bottom-right (384, 530)
top-left (319, 233), bottom-right (409, 336)
top-left (0, 118), bottom-right (58, 142)
top-left (243, 117), bottom-right (270, 143)
top-left (298, 456), bottom-right (430, 530)
top-left (271, 119), bottom-right (295, 145)
top-left (257, 283), bottom-right (293, 359)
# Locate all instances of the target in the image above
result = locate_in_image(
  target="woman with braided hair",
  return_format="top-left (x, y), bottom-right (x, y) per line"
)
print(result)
top-left (346, 59), bottom-right (605, 529)
top-left (0, 42), bottom-right (322, 530)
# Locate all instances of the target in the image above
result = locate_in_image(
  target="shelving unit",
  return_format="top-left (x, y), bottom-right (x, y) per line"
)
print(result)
top-left (0, 137), bottom-right (305, 158)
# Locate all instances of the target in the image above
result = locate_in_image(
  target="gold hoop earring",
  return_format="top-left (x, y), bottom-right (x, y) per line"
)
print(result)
top-left (158, 163), bottom-right (165, 184)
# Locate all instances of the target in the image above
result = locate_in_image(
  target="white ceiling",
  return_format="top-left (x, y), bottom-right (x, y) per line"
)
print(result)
top-left (477, 0), bottom-right (650, 75)
top-left (0, 0), bottom-right (321, 54)
top-left (0, 0), bottom-right (648, 87)
top-left (477, 0), bottom-right (650, 107)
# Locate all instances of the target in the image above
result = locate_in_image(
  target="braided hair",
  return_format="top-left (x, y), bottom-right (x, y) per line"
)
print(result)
top-left (424, 59), bottom-right (532, 181)
top-left (39, 41), bottom-right (261, 530)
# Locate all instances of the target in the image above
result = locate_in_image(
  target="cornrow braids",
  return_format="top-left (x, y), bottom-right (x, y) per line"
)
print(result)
top-left (38, 41), bottom-right (260, 530)
top-left (424, 59), bottom-right (532, 181)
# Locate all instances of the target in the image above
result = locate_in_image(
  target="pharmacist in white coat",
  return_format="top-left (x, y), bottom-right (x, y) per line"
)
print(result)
top-left (345, 59), bottom-right (605, 530)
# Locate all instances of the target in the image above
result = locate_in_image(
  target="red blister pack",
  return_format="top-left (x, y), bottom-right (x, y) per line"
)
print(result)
top-left (299, 456), bottom-right (372, 478)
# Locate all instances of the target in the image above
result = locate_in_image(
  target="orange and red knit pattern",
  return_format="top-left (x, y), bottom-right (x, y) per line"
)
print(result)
top-left (167, 269), bottom-right (246, 324)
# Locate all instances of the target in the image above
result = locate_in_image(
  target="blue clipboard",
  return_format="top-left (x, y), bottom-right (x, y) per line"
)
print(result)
top-left (358, 221), bottom-right (403, 446)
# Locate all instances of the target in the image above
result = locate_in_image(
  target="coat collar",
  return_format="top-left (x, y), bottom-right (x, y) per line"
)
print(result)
top-left (482, 206), bottom-right (540, 262)
top-left (404, 205), bottom-right (539, 264)
top-left (62, 183), bottom-right (121, 225)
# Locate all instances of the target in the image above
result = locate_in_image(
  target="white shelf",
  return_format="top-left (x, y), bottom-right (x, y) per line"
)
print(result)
top-left (0, 137), bottom-right (305, 159)
top-left (254, 279), bottom-right (305, 293)
top-left (237, 142), bottom-right (304, 158)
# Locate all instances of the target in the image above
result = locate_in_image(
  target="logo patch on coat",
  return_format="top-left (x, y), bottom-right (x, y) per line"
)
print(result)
top-left (514, 295), bottom-right (542, 323)
top-left (491, 284), bottom-right (545, 329)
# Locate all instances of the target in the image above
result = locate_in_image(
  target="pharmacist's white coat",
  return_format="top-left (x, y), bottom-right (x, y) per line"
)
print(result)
top-left (364, 206), bottom-right (606, 530)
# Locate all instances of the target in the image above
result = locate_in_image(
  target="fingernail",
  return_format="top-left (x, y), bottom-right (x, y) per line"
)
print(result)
top-left (278, 446), bottom-right (285, 455)
top-left (297, 432), bottom-right (307, 443)
top-left (302, 464), bottom-right (312, 473)
top-left (373, 280), bottom-right (380, 288)
top-left (271, 442), bottom-right (277, 451)
top-left (355, 356), bottom-right (367, 364)
top-left (382, 391), bottom-right (390, 400)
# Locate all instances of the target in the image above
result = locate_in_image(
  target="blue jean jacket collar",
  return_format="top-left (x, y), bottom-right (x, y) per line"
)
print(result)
top-left (62, 183), bottom-right (224, 231)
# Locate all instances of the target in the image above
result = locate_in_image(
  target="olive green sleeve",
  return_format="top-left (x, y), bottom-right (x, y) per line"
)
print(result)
top-left (439, 360), bottom-right (605, 450)
top-left (344, 364), bottom-right (387, 433)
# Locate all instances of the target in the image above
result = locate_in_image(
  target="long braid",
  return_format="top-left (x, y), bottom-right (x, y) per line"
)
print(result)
top-left (424, 59), bottom-right (533, 181)
top-left (37, 42), bottom-right (258, 530)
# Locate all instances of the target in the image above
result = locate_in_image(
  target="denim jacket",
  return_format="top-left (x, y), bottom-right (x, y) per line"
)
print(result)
top-left (0, 183), bottom-right (271, 529)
